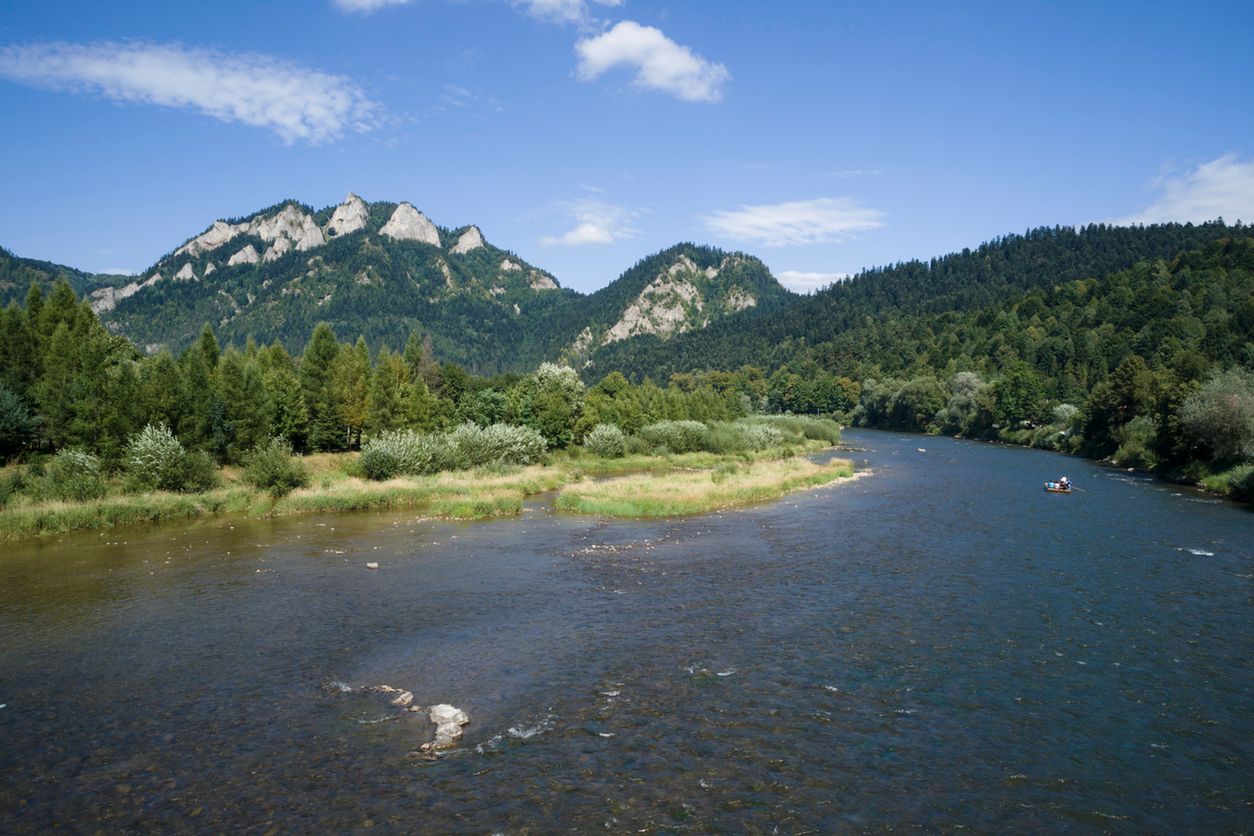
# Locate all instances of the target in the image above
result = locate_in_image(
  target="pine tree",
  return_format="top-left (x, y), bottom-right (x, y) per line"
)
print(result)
top-left (300, 323), bottom-right (342, 451)
top-left (332, 336), bottom-right (371, 449)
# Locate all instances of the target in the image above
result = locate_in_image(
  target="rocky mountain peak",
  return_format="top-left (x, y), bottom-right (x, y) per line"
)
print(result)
top-left (452, 226), bottom-right (485, 254)
top-left (380, 202), bottom-right (440, 246)
top-left (326, 193), bottom-right (369, 237)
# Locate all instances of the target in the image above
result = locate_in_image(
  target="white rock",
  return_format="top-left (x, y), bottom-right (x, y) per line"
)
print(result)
top-left (451, 225), bottom-right (485, 254)
top-left (499, 258), bottom-right (522, 272)
top-left (366, 562), bottom-right (379, 570)
top-left (203, 262), bottom-right (216, 276)
top-left (380, 202), bottom-right (440, 246)
top-left (604, 259), bottom-right (705, 344)
top-left (262, 236), bottom-right (292, 263)
top-left (425, 704), bottom-right (470, 750)
top-left (390, 690), bottom-right (414, 707)
top-left (725, 287), bottom-right (757, 311)
top-left (228, 245), bottom-right (260, 266)
top-left (88, 272), bottom-right (165, 314)
top-left (326, 192), bottom-right (370, 237)
top-left (529, 271), bottom-right (558, 291)
top-left (174, 263), bottom-right (197, 281)
top-left (175, 220), bottom-right (248, 258)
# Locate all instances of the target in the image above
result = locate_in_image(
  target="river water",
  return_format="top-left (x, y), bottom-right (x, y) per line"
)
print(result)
top-left (0, 430), bottom-right (1250, 832)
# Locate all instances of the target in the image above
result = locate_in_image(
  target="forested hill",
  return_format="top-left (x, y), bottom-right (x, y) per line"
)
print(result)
top-left (0, 247), bottom-right (117, 306)
top-left (586, 221), bottom-right (1247, 380)
top-left (32, 194), bottom-right (790, 373)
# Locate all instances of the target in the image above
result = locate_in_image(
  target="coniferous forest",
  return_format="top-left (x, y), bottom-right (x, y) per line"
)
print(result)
top-left (0, 221), bottom-right (1251, 503)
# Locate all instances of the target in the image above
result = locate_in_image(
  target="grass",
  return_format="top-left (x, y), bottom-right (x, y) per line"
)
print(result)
top-left (555, 455), bottom-right (855, 517)
top-left (0, 441), bottom-right (855, 541)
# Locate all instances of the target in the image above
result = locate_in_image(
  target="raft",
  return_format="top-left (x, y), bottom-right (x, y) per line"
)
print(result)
top-left (1044, 482), bottom-right (1072, 493)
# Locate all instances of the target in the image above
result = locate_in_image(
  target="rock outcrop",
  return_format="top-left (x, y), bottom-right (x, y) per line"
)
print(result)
top-left (500, 258), bottom-right (522, 272)
top-left (89, 272), bottom-right (164, 314)
top-left (174, 263), bottom-right (197, 281)
top-left (529, 271), bottom-right (559, 291)
top-left (604, 256), bottom-right (705, 344)
top-left (424, 704), bottom-right (471, 751)
top-left (380, 203), bottom-right (440, 246)
top-left (451, 226), bottom-right (485, 254)
top-left (176, 220), bottom-right (247, 258)
top-left (176, 204), bottom-right (324, 259)
top-left (228, 245), bottom-right (260, 266)
top-left (326, 193), bottom-right (370, 237)
top-left (262, 236), bottom-right (292, 263)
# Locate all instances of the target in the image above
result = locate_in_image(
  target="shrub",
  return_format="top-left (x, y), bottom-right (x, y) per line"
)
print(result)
top-left (623, 435), bottom-right (653, 456)
top-left (0, 469), bottom-right (25, 508)
top-left (124, 424), bottom-right (215, 493)
top-left (1203, 463), bottom-right (1254, 502)
top-left (584, 423), bottom-right (626, 458)
top-left (360, 430), bottom-right (448, 480)
top-left (243, 438), bottom-right (309, 497)
top-left (746, 415), bottom-right (842, 445)
top-left (1113, 416), bottom-right (1158, 470)
top-left (639, 420), bottom-right (708, 454)
top-left (447, 422), bottom-right (546, 468)
top-left (181, 451), bottom-right (220, 493)
top-left (41, 449), bottom-right (108, 502)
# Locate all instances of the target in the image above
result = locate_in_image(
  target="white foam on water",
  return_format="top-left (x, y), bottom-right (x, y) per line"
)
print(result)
top-left (716, 669), bottom-right (737, 677)
top-left (1187, 548), bottom-right (1215, 556)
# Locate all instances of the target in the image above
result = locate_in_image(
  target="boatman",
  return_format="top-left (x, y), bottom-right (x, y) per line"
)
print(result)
top-left (1059, 476), bottom-right (1071, 490)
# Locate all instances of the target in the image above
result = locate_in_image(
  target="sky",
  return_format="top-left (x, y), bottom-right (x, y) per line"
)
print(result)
top-left (1, 0), bottom-right (1252, 294)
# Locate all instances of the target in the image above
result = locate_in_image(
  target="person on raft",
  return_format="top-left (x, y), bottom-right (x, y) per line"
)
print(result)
top-left (1059, 477), bottom-right (1071, 490)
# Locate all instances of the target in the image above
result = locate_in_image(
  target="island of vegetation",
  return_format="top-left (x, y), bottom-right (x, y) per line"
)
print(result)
top-left (0, 285), bottom-right (851, 539)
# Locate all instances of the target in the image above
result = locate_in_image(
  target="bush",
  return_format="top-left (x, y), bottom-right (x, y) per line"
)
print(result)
top-left (639, 420), bottom-right (708, 454)
top-left (124, 424), bottom-right (216, 493)
top-left (0, 469), bottom-right (25, 508)
top-left (243, 438), bottom-right (309, 497)
top-left (1203, 463), bottom-right (1254, 502)
top-left (584, 423), bottom-right (626, 458)
top-left (448, 423), bottom-right (547, 468)
top-left (40, 449), bottom-right (108, 502)
top-left (360, 430), bottom-right (449, 480)
top-left (1113, 416), bottom-right (1158, 470)
top-left (746, 415), bottom-right (842, 445)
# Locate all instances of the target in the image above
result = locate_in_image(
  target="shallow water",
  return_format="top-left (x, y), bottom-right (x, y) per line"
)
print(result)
top-left (1, 430), bottom-right (1250, 831)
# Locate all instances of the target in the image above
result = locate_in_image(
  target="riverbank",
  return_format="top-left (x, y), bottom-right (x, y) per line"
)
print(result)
top-left (0, 441), bottom-right (855, 541)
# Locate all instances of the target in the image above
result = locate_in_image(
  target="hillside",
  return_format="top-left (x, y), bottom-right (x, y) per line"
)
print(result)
top-left (585, 221), bottom-right (1248, 380)
top-left (62, 194), bottom-right (788, 373)
top-left (0, 247), bottom-right (118, 307)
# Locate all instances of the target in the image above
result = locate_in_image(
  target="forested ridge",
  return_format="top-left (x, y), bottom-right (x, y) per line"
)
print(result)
top-left (1, 219), bottom-right (1250, 501)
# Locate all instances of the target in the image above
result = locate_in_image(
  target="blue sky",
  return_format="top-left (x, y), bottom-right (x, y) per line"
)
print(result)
top-left (1, 0), bottom-right (1252, 293)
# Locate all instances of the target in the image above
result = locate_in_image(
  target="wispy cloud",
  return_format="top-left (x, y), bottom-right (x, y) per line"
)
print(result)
top-left (514, 0), bottom-right (623, 26)
top-left (540, 198), bottom-right (641, 247)
top-left (0, 41), bottom-right (380, 144)
top-left (775, 270), bottom-right (851, 293)
top-left (576, 21), bottom-right (729, 102)
top-left (1118, 154), bottom-right (1254, 225)
top-left (333, 0), bottom-right (414, 12)
top-left (819, 168), bottom-right (882, 179)
top-left (703, 198), bottom-right (885, 246)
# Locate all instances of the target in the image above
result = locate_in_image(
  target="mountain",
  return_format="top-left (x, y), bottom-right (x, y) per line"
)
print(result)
top-left (0, 247), bottom-right (119, 307)
top-left (585, 221), bottom-right (1250, 381)
top-left (72, 194), bottom-right (789, 372)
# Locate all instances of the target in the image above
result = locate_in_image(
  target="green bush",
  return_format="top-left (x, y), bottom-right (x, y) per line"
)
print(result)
top-left (448, 423), bottom-right (547, 468)
top-left (1203, 463), bottom-right (1254, 502)
top-left (584, 423), bottom-right (626, 458)
top-left (1113, 416), bottom-right (1158, 470)
top-left (360, 430), bottom-right (448, 480)
top-left (747, 415), bottom-right (842, 445)
top-left (39, 449), bottom-right (108, 502)
top-left (0, 469), bottom-right (25, 508)
top-left (243, 438), bottom-right (309, 497)
top-left (639, 420), bottom-right (709, 454)
top-left (124, 424), bottom-right (216, 493)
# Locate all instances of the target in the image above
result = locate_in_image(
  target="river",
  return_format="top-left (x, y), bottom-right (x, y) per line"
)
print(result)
top-left (0, 429), bottom-right (1250, 832)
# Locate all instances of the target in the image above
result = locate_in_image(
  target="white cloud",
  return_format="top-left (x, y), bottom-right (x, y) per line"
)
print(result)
top-left (334, 0), bottom-right (413, 11)
top-left (0, 41), bottom-right (380, 144)
top-left (775, 270), bottom-right (851, 293)
top-left (541, 199), bottom-right (640, 247)
top-left (703, 198), bottom-right (885, 247)
top-left (1119, 154), bottom-right (1254, 225)
top-left (515, 0), bottom-right (623, 26)
top-left (575, 21), bottom-right (729, 102)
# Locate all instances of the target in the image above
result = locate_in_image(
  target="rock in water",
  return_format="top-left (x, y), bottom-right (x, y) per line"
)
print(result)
top-left (390, 690), bottom-right (414, 707)
top-left (366, 562), bottom-right (379, 570)
top-left (423, 704), bottom-right (470, 750)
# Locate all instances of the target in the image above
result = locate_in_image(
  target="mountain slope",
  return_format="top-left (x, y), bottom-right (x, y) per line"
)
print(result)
top-left (586, 221), bottom-right (1248, 380)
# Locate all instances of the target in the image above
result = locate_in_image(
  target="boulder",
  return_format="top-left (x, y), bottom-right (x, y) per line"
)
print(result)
top-left (423, 704), bottom-right (470, 750)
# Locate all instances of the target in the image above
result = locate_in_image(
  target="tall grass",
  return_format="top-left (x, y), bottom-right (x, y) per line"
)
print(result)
top-left (556, 456), bottom-right (854, 517)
